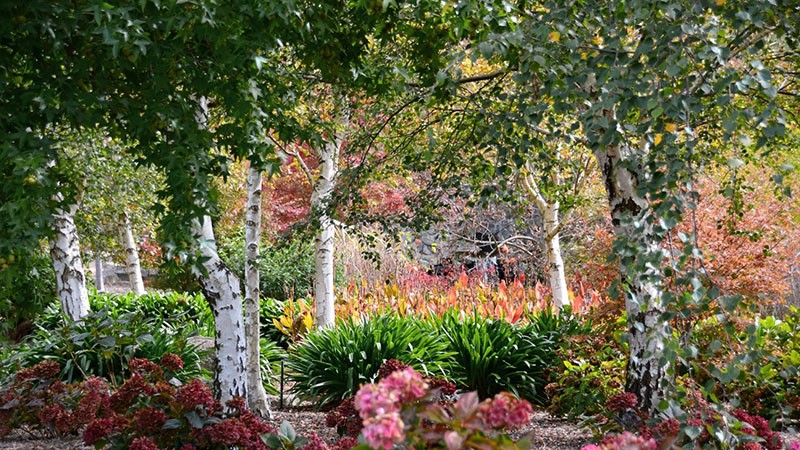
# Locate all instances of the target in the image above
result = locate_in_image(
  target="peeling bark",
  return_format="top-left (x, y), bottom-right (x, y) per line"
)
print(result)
top-left (311, 106), bottom-right (346, 329)
top-left (49, 203), bottom-right (90, 321)
top-left (593, 143), bottom-right (668, 414)
top-left (196, 216), bottom-right (249, 406)
top-left (542, 204), bottom-right (569, 310)
top-left (121, 215), bottom-right (145, 295)
top-left (244, 166), bottom-right (271, 417)
top-left (522, 172), bottom-right (570, 310)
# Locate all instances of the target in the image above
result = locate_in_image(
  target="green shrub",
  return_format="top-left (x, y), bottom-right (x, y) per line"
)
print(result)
top-left (545, 315), bottom-right (627, 418)
top-left (260, 297), bottom-right (292, 348)
top-left (0, 307), bottom-right (211, 386)
top-left (219, 235), bottom-right (316, 302)
top-left (429, 311), bottom-right (555, 405)
top-left (0, 251), bottom-right (56, 342)
top-left (260, 337), bottom-right (284, 395)
top-left (286, 314), bottom-right (452, 407)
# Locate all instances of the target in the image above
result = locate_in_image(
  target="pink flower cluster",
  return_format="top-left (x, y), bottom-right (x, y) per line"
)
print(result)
top-left (354, 367), bottom-right (429, 449)
top-left (581, 431), bottom-right (657, 450)
top-left (478, 392), bottom-right (533, 429)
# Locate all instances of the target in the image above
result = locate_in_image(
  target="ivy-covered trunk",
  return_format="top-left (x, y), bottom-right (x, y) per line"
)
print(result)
top-left (121, 215), bottom-right (145, 295)
top-left (593, 143), bottom-right (668, 414)
top-left (196, 216), bottom-right (249, 406)
top-left (311, 116), bottom-right (344, 329)
top-left (542, 203), bottom-right (569, 310)
top-left (49, 203), bottom-right (90, 321)
top-left (244, 166), bottom-right (271, 416)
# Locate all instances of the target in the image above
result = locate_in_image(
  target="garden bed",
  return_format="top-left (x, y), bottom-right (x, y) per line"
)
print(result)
top-left (0, 408), bottom-right (591, 450)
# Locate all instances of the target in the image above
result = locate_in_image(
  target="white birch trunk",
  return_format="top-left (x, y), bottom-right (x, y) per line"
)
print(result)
top-left (94, 257), bottom-right (104, 292)
top-left (195, 216), bottom-right (249, 406)
top-left (593, 143), bottom-right (668, 414)
top-left (191, 98), bottom-right (248, 405)
top-left (311, 111), bottom-right (345, 329)
top-left (522, 173), bottom-right (570, 310)
top-left (543, 204), bottom-right (569, 310)
top-left (49, 203), bottom-right (90, 321)
top-left (244, 166), bottom-right (271, 416)
top-left (121, 215), bottom-right (146, 295)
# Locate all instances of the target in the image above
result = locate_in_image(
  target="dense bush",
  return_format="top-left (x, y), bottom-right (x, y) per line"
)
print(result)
top-left (0, 251), bottom-right (56, 342)
top-left (545, 315), bottom-right (627, 418)
top-left (219, 234), bottom-right (316, 302)
top-left (286, 314), bottom-right (452, 407)
top-left (0, 308), bottom-right (210, 386)
top-left (354, 366), bottom-right (534, 450)
top-left (429, 311), bottom-right (556, 405)
top-left (36, 291), bottom-right (214, 336)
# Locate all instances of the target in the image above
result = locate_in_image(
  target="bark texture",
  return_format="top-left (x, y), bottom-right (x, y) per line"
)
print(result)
top-left (522, 173), bottom-right (570, 310)
top-left (121, 215), bottom-right (146, 295)
top-left (196, 216), bottom-right (249, 406)
top-left (94, 257), bottom-right (104, 292)
top-left (244, 166), bottom-right (271, 417)
top-left (593, 143), bottom-right (668, 414)
top-left (311, 111), bottom-right (346, 329)
top-left (49, 203), bottom-right (90, 321)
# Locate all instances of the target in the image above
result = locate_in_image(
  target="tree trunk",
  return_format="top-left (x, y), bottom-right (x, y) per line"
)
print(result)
top-left (121, 215), bottom-right (146, 295)
top-left (522, 172), bottom-right (570, 310)
top-left (49, 203), bottom-right (90, 321)
top-left (95, 257), bottom-right (104, 293)
top-left (196, 215), bottom-right (249, 406)
top-left (543, 204), bottom-right (569, 310)
top-left (244, 166), bottom-right (271, 416)
top-left (593, 143), bottom-right (669, 414)
top-left (311, 117), bottom-right (344, 329)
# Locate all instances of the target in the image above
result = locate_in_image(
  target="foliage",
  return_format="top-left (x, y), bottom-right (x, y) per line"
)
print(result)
top-left (82, 292), bottom-right (212, 336)
top-left (325, 359), bottom-right (457, 439)
top-left (353, 366), bottom-right (533, 450)
top-left (219, 235), bottom-right (316, 302)
top-left (0, 308), bottom-right (210, 387)
top-left (0, 250), bottom-right (56, 342)
top-left (286, 314), bottom-right (452, 407)
top-left (259, 338), bottom-right (284, 396)
top-left (338, 272), bottom-right (601, 323)
top-left (260, 297), bottom-right (292, 348)
top-left (427, 311), bottom-right (556, 405)
top-left (272, 297), bottom-right (314, 345)
top-left (545, 315), bottom-right (627, 419)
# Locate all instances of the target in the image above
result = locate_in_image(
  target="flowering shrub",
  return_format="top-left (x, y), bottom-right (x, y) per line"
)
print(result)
top-left (326, 359), bottom-right (457, 439)
top-left (0, 360), bottom-right (111, 438)
top-left (353, 366), bottom-right (534, 449)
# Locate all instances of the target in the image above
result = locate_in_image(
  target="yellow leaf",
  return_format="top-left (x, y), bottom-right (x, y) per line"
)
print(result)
top-left (716, 0), bottom-right (725, 5)
top-left (665, 123), bottom-right (678, 133)
top-left (654, 134), bottom-right (663, 146)
top-left (303, 313), bottom-right (313, 331)
top-left (548, 31), bottom-right (561, 43)
top-left (580, 52), bottom-right (588, 60)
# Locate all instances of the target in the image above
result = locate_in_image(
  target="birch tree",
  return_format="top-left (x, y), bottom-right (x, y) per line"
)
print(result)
top-left (120, 214), bottom-right (146, 295)
top-left (244, 164), bottom-right (271, 416)
top-left (49, 198), bottom-right (90, 321)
